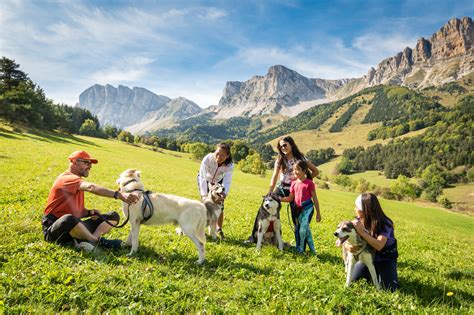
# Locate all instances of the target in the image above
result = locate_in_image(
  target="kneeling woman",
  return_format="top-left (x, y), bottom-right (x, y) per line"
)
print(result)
top-left (350, 193), bottom-right (399, 291)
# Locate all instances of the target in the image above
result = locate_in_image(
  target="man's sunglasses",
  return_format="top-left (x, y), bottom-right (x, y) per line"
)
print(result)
top-left (76, 159), bottom-right (92, 166)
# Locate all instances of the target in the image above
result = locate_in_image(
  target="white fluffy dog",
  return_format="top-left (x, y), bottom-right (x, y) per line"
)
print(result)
top-left (117, 169), bottom-right (207, 264)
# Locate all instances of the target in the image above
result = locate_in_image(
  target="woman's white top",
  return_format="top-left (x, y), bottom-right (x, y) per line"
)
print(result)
top-left (277, 157), bottom-right (307, 187)
top-left (198, 153), bottom-right (234, 197)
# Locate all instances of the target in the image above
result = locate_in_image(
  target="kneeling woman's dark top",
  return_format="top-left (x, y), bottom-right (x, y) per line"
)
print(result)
top-left (352, 217), bottom-right (399, 291)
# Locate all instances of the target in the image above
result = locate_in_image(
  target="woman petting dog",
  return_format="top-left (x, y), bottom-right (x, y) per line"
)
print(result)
top-left (280, 160), bottom-right (321, 254)
top-left (197, 143), bottom-right (234, 239)
top-left (246, 136), bottom-right (319, 245)
top-left (338, 193), bottom-right (399, 291)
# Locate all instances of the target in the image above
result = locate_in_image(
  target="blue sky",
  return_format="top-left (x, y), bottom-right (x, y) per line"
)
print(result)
top-left (1, 0), bottom-right (472, 107)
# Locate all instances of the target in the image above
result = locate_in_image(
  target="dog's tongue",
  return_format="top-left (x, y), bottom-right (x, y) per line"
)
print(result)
top-left (339, 236), bottom-right (349, 244)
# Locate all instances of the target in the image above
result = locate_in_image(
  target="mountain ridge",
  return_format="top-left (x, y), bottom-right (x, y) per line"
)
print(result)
top-left (76, 16), bottom-right (473, 133)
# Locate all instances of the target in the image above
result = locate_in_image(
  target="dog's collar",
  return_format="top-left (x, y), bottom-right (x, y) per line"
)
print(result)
top-left (122, 179), bottom-right (137, 187)
top-left (120, 179), bottom-right (145, 193)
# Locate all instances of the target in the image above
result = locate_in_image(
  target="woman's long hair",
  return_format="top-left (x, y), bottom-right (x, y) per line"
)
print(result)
top-left (294, 160), bottom-right (313, 179)
top-left (360, 193), bottom-right (393, 236)
top-left (276, 136), bottom-right (305, 171)
top-left (216, 143), bottom-right (233, 165)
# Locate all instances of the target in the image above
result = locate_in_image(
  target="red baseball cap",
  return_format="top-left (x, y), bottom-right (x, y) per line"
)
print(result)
top-left (68, 150), bottom-right (98, 164)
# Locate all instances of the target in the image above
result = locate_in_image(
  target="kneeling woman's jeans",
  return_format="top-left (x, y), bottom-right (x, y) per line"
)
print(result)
top-left (351, 259), bottom-right (399, 291)
top-left (295, 199), bottom-right (315, 253)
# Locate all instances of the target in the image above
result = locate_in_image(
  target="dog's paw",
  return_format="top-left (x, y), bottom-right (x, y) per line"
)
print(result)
top-left (126, 250), bottom-right (137, 257)
top-left (195, 259), bottom-right (205, 265)
top-left (175, 227), bottom-right (184, 236)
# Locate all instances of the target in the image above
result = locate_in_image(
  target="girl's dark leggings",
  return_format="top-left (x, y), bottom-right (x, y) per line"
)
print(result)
top-left (351, 259), bottom-right (399, 291)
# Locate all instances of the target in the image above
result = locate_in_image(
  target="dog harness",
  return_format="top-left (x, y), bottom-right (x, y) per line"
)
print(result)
top-left (103, 179), bottom-right (155, 228)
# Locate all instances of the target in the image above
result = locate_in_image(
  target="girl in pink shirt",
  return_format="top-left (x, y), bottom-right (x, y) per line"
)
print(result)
top-left (281, 160), bottom-right (321, 254)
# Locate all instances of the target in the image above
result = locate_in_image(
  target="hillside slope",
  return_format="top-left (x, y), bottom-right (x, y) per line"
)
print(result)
top-left (0, 125), bottom-right (473, 312)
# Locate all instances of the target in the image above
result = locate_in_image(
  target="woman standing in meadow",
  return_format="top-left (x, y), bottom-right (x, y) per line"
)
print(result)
top-left (197, 143), bottom-right (234, 239)
top-left (344, 193), bottom-right (399, 291)
top-left (280, 160), bottom-right (321, 254)
top-left (246, 136), bottom-right (319, 244)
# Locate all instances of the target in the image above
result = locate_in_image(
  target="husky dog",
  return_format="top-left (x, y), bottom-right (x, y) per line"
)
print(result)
top-left (117, 169), bottom-right (207, 264)
top-left (256, 193), bottom-right (283, 251)
top-left (334, 221), bottom-right (380, 289)
top-left (202, 183), bottom-right (225, 240)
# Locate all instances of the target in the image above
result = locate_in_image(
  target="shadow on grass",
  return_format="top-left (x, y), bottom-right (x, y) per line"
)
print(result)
top-left (316, 252), bottom-right (343, 265)
top-left (399, 275), bottom-right (474, 307)
top-left (121, 244), bottom-right (273, 277)
top-left (0, 126), bottom-right (99, 146)
top-left (446, 270), bottom-right (474, 280)
top-left (0, 128), bottom-right (20, 139)
top-left (25, 129), bottom-right (99, 146)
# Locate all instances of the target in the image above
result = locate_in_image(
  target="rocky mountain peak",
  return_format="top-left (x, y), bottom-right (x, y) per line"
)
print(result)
top-left (77, 84), bottom-right (201, 131)
top-left (367, 16), bottom-right (473, 87)
top-left (216, 65), bottom-right (327, 118)
top-left (430, 16), bottom-right (473, 59)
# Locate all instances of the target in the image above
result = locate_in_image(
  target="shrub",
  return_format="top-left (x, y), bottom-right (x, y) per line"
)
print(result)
top-left (188, 142), bottom-right (209, 160)
top-left (238, 152), bottom-right (266, 175)
top-left (336, 157), bottom-right (353, 174)
top-left (333, 174), bottom-right (352, 187)
top-left (437, 195), bottom-right (453, 209)
top-left (391, 175), bottom-right (422, 200)
top-left (381, 188), bottom-right (402, 201)
top-left (355, 178), bottom-right (370, 193)
top-left (319, 182), bottom-right (330, 190)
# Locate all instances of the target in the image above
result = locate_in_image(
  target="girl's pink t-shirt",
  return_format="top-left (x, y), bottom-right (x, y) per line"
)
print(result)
top-left (290, 178), bottom-right (315, 207)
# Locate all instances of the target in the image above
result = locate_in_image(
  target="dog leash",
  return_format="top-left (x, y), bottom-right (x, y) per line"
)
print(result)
top-left (277, 184), bottom-right (296, 234)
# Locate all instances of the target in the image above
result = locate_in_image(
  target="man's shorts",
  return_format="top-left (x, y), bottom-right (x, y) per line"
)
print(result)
top-left (42, 212), bottom-right (120, 244)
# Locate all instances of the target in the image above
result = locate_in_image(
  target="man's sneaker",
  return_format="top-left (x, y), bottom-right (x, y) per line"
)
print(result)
top-left (98, 237), bottom-right (122, 250)
top-left (74, 239), bottom-right (95, 252)
top-left (244, 236), bottom-right (255, 244)
top-left (217, 228), bottom-right (225, 239)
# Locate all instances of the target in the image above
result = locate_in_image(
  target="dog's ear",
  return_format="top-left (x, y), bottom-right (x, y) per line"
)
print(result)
top-left (124, 169), bottom-right (136, 176)
top-left (136, 170), bottom-right (141, 177)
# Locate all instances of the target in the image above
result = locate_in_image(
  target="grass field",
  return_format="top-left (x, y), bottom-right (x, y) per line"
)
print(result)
top-left (1, 126), bottom-right (473, 313)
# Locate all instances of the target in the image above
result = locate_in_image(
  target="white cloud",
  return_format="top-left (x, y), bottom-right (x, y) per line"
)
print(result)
top-left (91, 68), bottom-right (147, 84)
top-left (352, 32), bottom-right (418, 61)
top-left (199, 7), bottom-right (227, 20)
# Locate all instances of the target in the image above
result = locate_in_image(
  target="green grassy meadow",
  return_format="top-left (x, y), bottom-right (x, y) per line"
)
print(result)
top-left (1, 126), bottom-right (473, 313)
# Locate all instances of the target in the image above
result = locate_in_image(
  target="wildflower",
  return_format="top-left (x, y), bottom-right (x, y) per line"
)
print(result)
top-left (446, 291), bottom-right (454, 297)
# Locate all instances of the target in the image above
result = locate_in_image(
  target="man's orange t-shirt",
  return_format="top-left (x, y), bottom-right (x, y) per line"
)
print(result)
top-left (44, 171), bottom-right (88, 218)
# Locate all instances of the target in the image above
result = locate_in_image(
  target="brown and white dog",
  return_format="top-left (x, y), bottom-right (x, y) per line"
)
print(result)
top-left (256, 193), bottom-right (283, 251)
top-left (334, 221), bottom-right (380, 289)
top-left (202, 183), bottom-right (225, 240)
top-left (117, 169), bottom-right (207, 264)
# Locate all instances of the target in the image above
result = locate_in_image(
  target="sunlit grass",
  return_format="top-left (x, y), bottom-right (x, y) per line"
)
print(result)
top-left (0, 126), bottom-right (473, 313)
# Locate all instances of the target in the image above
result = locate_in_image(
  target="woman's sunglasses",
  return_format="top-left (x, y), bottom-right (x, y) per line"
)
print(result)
top-left (280, 144), bottom-right (288, 148)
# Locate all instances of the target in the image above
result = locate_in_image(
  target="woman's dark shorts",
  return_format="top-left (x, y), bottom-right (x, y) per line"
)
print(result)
top-left (42, 212), bottom-right (120, 244)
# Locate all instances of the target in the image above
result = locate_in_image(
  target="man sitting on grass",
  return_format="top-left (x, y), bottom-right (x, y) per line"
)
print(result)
top-left (42, 150), bottom-right (138, 250)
